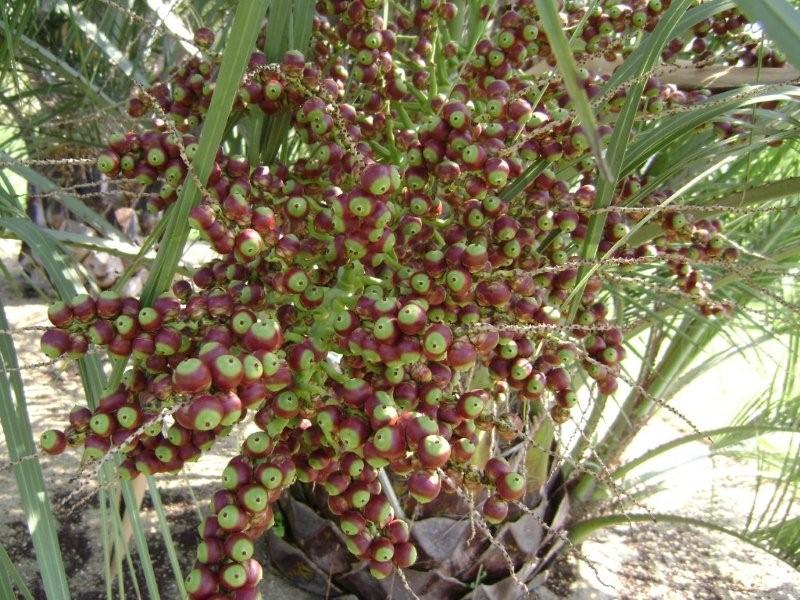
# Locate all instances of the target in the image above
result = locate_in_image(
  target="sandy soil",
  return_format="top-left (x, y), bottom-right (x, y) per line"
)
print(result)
top-left (1, 236), bottom-right (799, 599)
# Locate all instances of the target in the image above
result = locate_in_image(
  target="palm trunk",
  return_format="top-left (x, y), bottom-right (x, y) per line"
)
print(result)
top-left (267, 474), bottom-right (571, 599)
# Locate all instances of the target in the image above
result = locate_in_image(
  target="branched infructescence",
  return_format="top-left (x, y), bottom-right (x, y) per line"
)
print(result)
top-left (36, 1), bottom-right (781, 598)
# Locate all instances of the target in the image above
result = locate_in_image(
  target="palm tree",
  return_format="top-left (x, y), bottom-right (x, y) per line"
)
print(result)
top-left (1, 1), bottom-right (800, 599)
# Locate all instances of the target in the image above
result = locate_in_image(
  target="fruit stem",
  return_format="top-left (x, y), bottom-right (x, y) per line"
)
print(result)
top-left (379, 251), bottom-right (404, 272)
top-left (320, 359), bottom-right (346, 384)
top-left (378, 469), bottom-right (407, 521)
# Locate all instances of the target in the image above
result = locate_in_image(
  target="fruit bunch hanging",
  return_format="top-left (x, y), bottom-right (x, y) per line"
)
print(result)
top-left (39, 1), bottom-right (768, 598)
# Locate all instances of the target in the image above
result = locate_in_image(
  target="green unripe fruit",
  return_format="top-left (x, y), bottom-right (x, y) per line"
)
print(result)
top-left (217, 504), bottom-right (246, 531)
top-left (220, 562), bottom-right (247, 589)
top-left (240, 484), bottom-right (269, 512)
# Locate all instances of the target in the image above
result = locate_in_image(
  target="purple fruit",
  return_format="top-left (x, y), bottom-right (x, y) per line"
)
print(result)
top-left (243, 320), bottom-right (283, 352)
top-left (40, 429), bottom-right (67, 455)
top-left (483, 494), bottom-right (509, 524)
top-left (210, 355), bottom-right (244, 391)
top-left (40, 329), bottom-right (71, 359)
top-left (496, 471), bottom-right (526, 501)
top-left (393, 541), bottom-right (418, 568)
top-left (418, 434), bottom-right (451, 469)
top-left (224, 532), bottom-right (255, 561)
top-left (187, 395), bottom-right (224, 431)
top-left (408, 470), bottom-right (441, 504)
top-left (184, 566), bottom-right (218, 597)
top-left (173, 358), bottom-right (213, 394)
top-left (371, 425), bottom-right (406, 460)
top-left (363, 494), bottom-right (394, 527)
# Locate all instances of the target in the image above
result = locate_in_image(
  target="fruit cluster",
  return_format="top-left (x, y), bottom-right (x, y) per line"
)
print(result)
top-left (39, 1), bottom-right (767, 597)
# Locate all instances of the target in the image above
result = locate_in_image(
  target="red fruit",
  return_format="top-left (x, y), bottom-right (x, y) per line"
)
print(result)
top-left (308, 447), bottom-right (334, 471)
top-left (450, 435), bottom-right (475, 461)
top-left (40, 329), bottom-right (71, 359)
top-left (323, 471), bottom-right (352, 496)
top-left (211, 490), bottom-right (237, 514)
top-left (154, 327), bottom-right (181, 355)
top-left (417, 434), bottom-right (451, 469)
top-left (475, 281), bottom-right (512, 307)
top-left (83, 434), bottom-right (111, 461)
top-left (137, 307), bottom-right (163, 333)
top-left (236, 483), bottom-right (270, 514)
top-left (149, 292), bottom-right (181, 323)
top-left (371, 425), bottom-right (406, 459)
top-left (131, 332), bottom-right (155, 358)
top-left (218, 391), bottom-right (244, 426)
top-left (496, 471), bottom-right (526, 501)
top-left (222, 456), bottom-right (253, 490)
top-left (187, 395), bottom-right (225, 431)
top-left (69, 294), bottom-right (97, 323)
top-left (369, 559), bottom-right (394, 580)
top-left (393, 542), bottom-right (418, 568)
top-left (98, 389), bottom-right (128, 413)
top-left (546, 367), bottom-right (571, 391)
top-left (211, 355), bottom-right (244, 391)
top-left (230, 586), bottom-right (261, 600)
top-left (272, 390), bottom-right (300, 419)
top-left (339, 510), bottom-right (367, 536)
top-left (173, 359), bottom-right (213, 394)
top-left (107, 335), bottom-right (131, 359)
top-left (224, 533), bottom-right (255, 562)
top-left (456, 390), bottom-right (486, 419)
top-left (361, 163), bottom-right (396, 197)
top-left (134, 451), bottom-right (162, 476)
top-left (363, 494), bottom-right (395, 527)
top-left (422, 324), bottom-right (453, 359)
top-left (328, 494), bottom-right (350, 515)
top-left (385, 519), bottom-right (410, 544)
top-left (243, 320), bottom-right (283, 352)
top-left (238, 381), bottom-right (267, 409)
top-left (344, 481), bottom-right (372, 509)
top-left (263, 361), bottom-right (293, 392)
top-left (196, 538), bottom-right (225, 564)
top-left (118, 459), bottom-right (139, 480)
top-left (483, 494), bottom-right (509, 524)
top-left (241, 559), bottom-right (263, 587)
top-left (316, 404), bottom-right (344, 433)
top-left (598, 376), bottom-right (619, 395)
top-left (241, 353), bottom-right (263, 384)
top-left (185, 566), bottom-right (218, 598)
top-left (198, 515), bottom-right (222, 540)
top-left (47, 300), bottom-right (73, 328)
top-left (366, 398), bottom-right (399, 429)
top-left (408, 470), bottom-right (441, 504)
top-left (216, 504), bottom-right (248, 532)
top-left (340, 453), bottom-right (366, 478)
top-left (370, 537), bottom-right (395, 562)
top-left (446, 340), bottom-right (477, 371)
top-left (286, 341), bottom-right (316, 371)
top-left (255, 461), bottom-right (284, 490)
top-left (338, 417), bottom-right (370, 450)
top-left (87, 319), bottom-right (115, 345)
top-left (40, 429), bottom-right (67, 455)
top-left (197, 341), bottom-right (228, 365)
top-left (404, 413), bottom-right (439, 448)
top-left (193, 26), bottom-right (215, 48)
top-left (484, 456), bottom-right (512, 482)
top-left (89, 412), bottom-right (117, 437)
top-left (345, 532), bottom-right (373, 558)
top-left (428, 362), bottom-right (453, 388)
top-left (362, 440), bottom-right (390, 469)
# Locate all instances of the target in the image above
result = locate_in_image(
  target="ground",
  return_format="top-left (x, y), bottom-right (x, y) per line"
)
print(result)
top-left (1, 236), bottom-right (799, 599)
